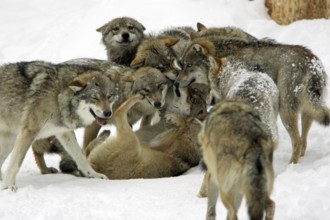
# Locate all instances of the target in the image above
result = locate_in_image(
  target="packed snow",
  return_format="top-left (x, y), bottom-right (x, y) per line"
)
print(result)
top-left (1, 0), bottom-right (330, 219)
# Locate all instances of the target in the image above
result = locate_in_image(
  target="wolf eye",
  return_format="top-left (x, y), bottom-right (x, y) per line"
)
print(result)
top-left (140, 88), bottom-right (150, 96)
top-left (189, 96), bottom-right (198, 104)
top-left (128, 25), bottom-right (135, 31)
top-left (112, 27), bottom-right (119, 32)
top-left (91, 95), bottom-right (99, 101)
top-left (186, 63), bottom-right (193, 68)
top-left (157, 66), bottom-right (166, 72)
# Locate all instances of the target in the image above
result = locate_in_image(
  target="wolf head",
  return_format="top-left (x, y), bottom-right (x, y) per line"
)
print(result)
top-left (126, 67), bottom-right (169, 109)
top-left (196, 22), bottom-right (257, 42)
top-left (97, 17), bottom-right (146, 65)
top-left (130, 37), bottom-right (180, 80)
top-left (171, 85), bottom-right (207, 120)
top-left (174, 39), bottom-right (216, 88)
top-left (69, 71), bottom-right (117, 126)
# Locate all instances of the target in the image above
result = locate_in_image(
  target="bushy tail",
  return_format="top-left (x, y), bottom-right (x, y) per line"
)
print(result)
top-left (244, 149), bottom-right (269, 220)
top-left (306, 58), bottom-right (330, 126)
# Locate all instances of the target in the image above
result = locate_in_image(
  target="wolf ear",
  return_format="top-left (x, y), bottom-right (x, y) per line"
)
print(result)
top-left (121, 75), bottom-right (135, 82)
top-left (96, 23), bottom-right (109, 34)
top-left (69, 79), bottom-right (86, 92)
top-left (136, 22), bottom-right (146, 31)
top-left (193, 44), bottom-right (207, 55)
top-left (130, 55), bottom-right (145, 68)
top-left (197, 22), bottom-right (207, 32)
top-left (163, 38), bottom-right (179, 47)
top-left (208, 56), bottom-right (222, 78)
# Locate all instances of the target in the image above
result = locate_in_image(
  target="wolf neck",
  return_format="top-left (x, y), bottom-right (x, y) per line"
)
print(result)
top-left (108, 47), bottom-right (136, 66)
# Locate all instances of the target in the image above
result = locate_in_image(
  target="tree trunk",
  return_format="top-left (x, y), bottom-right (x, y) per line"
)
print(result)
top-left (265, 0), bottom-right (330, 25)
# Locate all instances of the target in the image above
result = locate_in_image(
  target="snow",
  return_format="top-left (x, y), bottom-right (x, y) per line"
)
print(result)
top-left (1, 0), bottom-right (330, 219)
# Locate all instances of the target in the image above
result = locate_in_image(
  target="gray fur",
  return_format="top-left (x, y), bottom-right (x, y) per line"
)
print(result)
top-left (176, 38), bottom-right (330, 163)
top-left (97, 17), bottom-right (146, 65)
top-left (199, 100), bottom-right (275, 220)
top-left (0, 61), bottom-right (117, 190)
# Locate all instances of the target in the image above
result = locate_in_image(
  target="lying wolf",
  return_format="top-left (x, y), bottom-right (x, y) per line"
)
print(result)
top-left (87, 95), bottom-right (189, 179)
top-left (0, 61), bottom-right (117, 190)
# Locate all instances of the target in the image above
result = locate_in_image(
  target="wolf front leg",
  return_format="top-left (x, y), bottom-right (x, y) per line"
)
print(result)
top-left (56, 131), bottom-right (107, 179)
top-left (2, 129), bottom-right (37, 191)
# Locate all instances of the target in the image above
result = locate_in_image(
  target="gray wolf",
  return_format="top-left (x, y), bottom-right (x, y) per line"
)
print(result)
top-left (196, 22), bottom-right (258, 42)
top-left (0, 61), bottom-right (117, 191)
top-left (131, 26), bottom-right (195, 80)
top-left (83, 66), bottom-right (170, 147)
top-left (97, 17), bottom-right (146, 65)
top-left (175, 38), bottom-right (330, 164)
top-left (32, 137), bottom-right (81, 176)
top-left (87, 94), bottom-right (190, 179)
top-left (199, 99), bottom-right (275, 220)
top-left (140, 86), bottom-right (207, 168)
top-left (207, 56), bottom-right (279, 145)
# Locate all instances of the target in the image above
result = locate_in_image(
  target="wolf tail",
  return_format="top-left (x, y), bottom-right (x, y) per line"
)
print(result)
top-left (306, 57), bottom-right (330, 126)
top-left (243, 148), bottom-right (269, 220)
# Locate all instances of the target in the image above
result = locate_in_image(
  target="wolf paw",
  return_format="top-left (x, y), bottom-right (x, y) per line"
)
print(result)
top-left (2, 183), bottom-right (17, 192)
top-left (83, 170), bottom-right (108, 180)
top-left (41, 167), bottom-right (58, 174)
top-left (165, 113), bottom-right (181, 126)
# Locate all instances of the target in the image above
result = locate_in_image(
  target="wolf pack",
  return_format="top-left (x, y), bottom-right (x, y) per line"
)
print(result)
top-left (0, 16), bottom-right (329, 220)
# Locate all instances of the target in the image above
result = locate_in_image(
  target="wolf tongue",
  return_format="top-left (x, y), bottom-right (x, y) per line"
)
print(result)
top-left (95, 116), bottom-right (107, 126)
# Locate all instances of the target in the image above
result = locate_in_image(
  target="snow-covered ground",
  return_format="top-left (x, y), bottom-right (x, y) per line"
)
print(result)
top-left (0, 0), bottom-right (330, 219)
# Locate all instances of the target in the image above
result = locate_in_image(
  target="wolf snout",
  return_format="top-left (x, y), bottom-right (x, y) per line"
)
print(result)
top-left (121, 32), bottom-right (130, 41)
top-left (103, 110), bottom-right (112, 118)
top-left (153, 101), bottom-right (162, 109)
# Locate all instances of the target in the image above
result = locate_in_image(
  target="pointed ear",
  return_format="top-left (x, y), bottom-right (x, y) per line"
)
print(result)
top-left (121, 75), bottom-right (135, 82)
top-left (163, 37), bottom-right (179, 47)
top-left (69, 79), bottom-right (86, 92)
top-left (193, 44), bottom-right (207, 55)
top-left (197, 22), bottom-right (207, 32)
top-left (130, 55), bottom-right (145, 68)
top-left (208, 56), bottom-right (222, 78)
top-left (96, 23), bottom-right (108, 34)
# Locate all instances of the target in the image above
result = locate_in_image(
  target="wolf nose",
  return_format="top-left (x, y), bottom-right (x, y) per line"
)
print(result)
top-left (154, 101), bottom-right (162, 109)
top-left (103, 111), bottom-right (112, 118)
top-left (122, 32), bottom-right (129, 40)
top-left (174, 81), bottom-right (180, 88)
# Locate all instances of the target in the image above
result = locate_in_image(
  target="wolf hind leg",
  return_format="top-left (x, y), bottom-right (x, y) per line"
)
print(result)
top-left (206, 176), bottom-right (219, 220)
top-left (300, 112), bottom-right (313, 157)
top-left (265, 198), bottom-right (275, 220)
top-left (83, 121), bottom-right (101, 148)
top-left (219, 189), bottom-right (238, 220)
top-left (279, 109), bottom-right (302, 163)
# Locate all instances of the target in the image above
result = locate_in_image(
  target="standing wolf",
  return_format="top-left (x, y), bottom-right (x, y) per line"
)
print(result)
top-left (0, 61), bottom-right (117, 191)
top-left (97, 17), bottom-right (146, 65)
top-left (199, 100), bottom-right (275, 220)
top-left (176, 38), bottom-right (330, 164)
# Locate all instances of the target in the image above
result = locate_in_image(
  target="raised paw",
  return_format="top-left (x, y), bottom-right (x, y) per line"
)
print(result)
top-left (165, 113), bottom-right (181, 126)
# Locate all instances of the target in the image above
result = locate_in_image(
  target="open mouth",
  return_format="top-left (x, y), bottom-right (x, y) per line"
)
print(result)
top-left (89, 109), bottom-right (108, 126)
